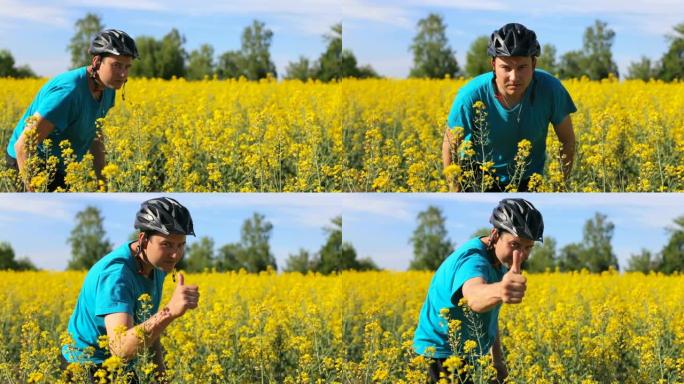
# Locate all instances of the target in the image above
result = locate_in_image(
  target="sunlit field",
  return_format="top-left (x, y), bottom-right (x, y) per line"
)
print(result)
top-left (1, 270), bottom-right (682, 383)
top-left (0, 77), bottom-right (682, 192)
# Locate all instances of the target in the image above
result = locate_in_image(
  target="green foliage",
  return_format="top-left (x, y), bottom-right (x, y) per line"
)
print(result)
top-left (409, 206), bottom-right (454, 271)
top-left (215, 20), bottom-right (276, 80)
top-left (0, 242), bottom-right (36, 271)
top-left (316, 216), bottom-right (378, 274)
top-left (0, 50), bottom-right (36, 78)
top-left (129, 29), bottom-right (186, 79)
top-left (660, 216), bottom-right (684, 274)
top-left (186, 44), bottom-right (215, 80)
top-left (409, 13), bottom-right (460, 79)
top-left (464, 36), bottom-right (490, 78)
top-left (185, 236), bottom-right (215, 272)
top-left (537, 43), bottom-right (558, 75)
top-left (66, 206), bottom-right (113, 270)
top-left (283, 249), bottom-right (315, 273)
top-left (68, 13), bottom-right (104, 69)
top-left (558, 20), bottom-right (618, 80)
top-left (626, 249), bottom-right (660, 273)
top-left (527, 237), bottom-right (557, 273)
top-left (284, 56), bottom-right (313, 81)
top-left (658, 23), bottom-right (684, 82)
top-left (626, 56), bottom-right (658, 80)
top-left (557, 212), bottom-right (618, 273)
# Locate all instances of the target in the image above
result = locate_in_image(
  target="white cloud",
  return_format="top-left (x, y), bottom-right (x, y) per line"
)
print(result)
top-left (0, 196), bottom-right (73, 221)
top-left (0, 0), bottom-right (69, 26)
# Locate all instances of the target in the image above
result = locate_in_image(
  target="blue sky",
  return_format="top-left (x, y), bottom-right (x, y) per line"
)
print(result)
top-left (343, 193), bottom-right (684, 271)
top-left (0, 193), bottom-right (341, 271)
top-left (343, 0), bottom-right (684, 78)
top-left (0, 0), bottom-right (340, 77)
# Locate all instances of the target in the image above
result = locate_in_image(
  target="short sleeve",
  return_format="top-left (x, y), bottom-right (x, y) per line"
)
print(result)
top-left (549, 78), bottom-right (577, 125)
top-left (95, 268), bottom-right (135, 317)
top-left (451, 255), bottom-right (490, 301)
top-left (447, 91), bottom-right (475, 134)
top-left (36, 87), bottom-right (76, 133)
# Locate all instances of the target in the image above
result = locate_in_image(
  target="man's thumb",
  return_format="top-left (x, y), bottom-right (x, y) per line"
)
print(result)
top-left (510, 251), bottom-right (522, 274)
top-left (177, 272), bottom-right (184, 286)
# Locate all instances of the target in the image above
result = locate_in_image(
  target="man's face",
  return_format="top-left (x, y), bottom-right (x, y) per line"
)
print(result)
top-left (492, 56), bottom-right (536, 99)
top-left (94, 55), bottom-right (133, 90)
top-left (141, 233), bottom-right (186, 273)
top-left (492, 230), bottom-right (535, 268)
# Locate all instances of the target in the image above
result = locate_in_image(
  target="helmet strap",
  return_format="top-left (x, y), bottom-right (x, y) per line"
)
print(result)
top-left (89, 56), bottom-right (105, 93)
top-left (135, 233), bottom-right (151, 276)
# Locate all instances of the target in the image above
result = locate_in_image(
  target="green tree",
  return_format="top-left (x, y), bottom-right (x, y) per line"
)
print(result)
top-left (0, 50), bottom-right (36, 78)
top-left (240, 20), bottom-right (277, 80)
top-left (537, 43), bottom-right (558, 75)
top-left (464, 36), bottom-right (490, 78)
top-left (284, 249), bottom-right (314, 273)
top-left (470, 227), bottom-right (491, 238)
top-left (527, 237), bottom-right (557, 273)
top-left (67, 206), bottom-right (113, 270)
top-left (626, 249), bottom-right (660, 273)
top-left (214, 243), bottom-right (242, 272)
top-left (557, 242), bottom-right (583, 272)
top-left (186, 43), bottom-right (215, 80)
top-left (582, 19), bottom-right (619, 80)
top-left (285, 56), bottom-right (313, 81)
top-left (658, 22), bottom-right (684, 81)
top-left (216, 51), bottom-right (243, 79)
top-left (129, 36), bottom-right (160, 78)
top-left (0, 242), bottom-right (36, 271)
top-left (185, 236), bottom-right (214, 272)
top-left (409, 206), bottom-right (454, 271)
top-left (317, 216), bottom-right (377, 274)
top-left (627, 56), bottom-right (658, 80)
top-left (68, 13), bottom-right (104, 69)
top-left (409, 13), bottom-right (460, 79)
top-left (580, 212), bottom-right (618, 272)
top-left (558, 50), bottom-right (585, 79)
top-left (660, 216), bottom-right (684, 274)
top-left (157, 29), bottom-right (186, 79)
top-left (238, 212), bottom-right (276, 272)
top-left (314, 23), bottom-right (378, 81)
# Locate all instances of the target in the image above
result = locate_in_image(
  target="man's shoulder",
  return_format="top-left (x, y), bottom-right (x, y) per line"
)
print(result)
top-left (458, 72), bottom-right (493, 97)
top-left (533, 69), bottom-right (565, 90)
top-left (41, 68), bottom-right (85, 96)
top-left (90, 243), bottom-right (134, 277)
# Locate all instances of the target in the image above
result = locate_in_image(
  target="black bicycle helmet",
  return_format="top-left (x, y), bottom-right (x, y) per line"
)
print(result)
top-left (487, 23), bottom-right (540, 57)
top-left (89, 29), bottom-right (139, 59)
top-left (134, 197), bottom-right (195, 236)
top-left (489, 198), bottom-right (543, 242)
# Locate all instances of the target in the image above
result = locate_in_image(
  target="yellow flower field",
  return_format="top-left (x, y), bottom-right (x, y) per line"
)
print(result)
top-left (0, 77), bottom-right (682, 192)
top-left (0, 270), bottom-right (682, 383)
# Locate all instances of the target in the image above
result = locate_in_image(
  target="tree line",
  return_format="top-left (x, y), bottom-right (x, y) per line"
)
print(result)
top-left (408, 14), bottom-right (684, 81)
top-left (5, 12), bottom-right (681, 81)
top-left (0, 206), bottom-right (378, 274)
top-left (408, 206), bottom-right (684, 274)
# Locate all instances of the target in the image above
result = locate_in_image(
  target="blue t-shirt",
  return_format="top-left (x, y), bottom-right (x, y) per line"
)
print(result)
top-left (7, 66), bottom-right (115, 171)
top-left (414, 237), bottom-right (506, 358)
top-left (447, 70), bottom-right (576, 183)
top-left (62, 242), bottom-right (166, 364)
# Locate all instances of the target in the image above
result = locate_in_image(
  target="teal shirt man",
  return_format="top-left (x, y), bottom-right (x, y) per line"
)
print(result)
top-left (414, 237), bottom-right (506, 358)
top-left (446, 69), bottom-right (577, 184)
top-left (62, 242), bottom-right (165, 363)
top-left (7, 66), bottom-right (115, 172)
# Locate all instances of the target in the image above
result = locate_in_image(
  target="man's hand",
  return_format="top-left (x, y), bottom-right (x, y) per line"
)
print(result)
top-left (500, 251), bottom-right (526, 304)
top-left (166, 273), bottom-right (199, 318)
top-left (492, 362), bottom-right (508, 383)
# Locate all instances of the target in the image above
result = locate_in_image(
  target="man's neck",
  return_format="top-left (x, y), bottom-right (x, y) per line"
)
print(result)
top-left (493, 80), bottom-right (522, 108)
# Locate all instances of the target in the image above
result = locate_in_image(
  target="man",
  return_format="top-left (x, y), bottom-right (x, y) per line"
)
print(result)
top-left (413, 198), bottom-right (543, 383)
top-left (61, 197), bottom-right (199, 383)
top-left (442, 23), bottom-right (576, 191)
top-left (6, 29), bottom-right (138, 191)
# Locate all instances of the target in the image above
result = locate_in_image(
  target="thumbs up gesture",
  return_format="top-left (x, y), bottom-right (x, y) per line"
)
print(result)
top-left (500, 251), bottom-right (526, 304)
top-left (167, 273), bottom-right (200, 318)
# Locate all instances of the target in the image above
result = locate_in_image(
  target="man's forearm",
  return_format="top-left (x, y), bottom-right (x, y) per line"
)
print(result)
top-left (110, 307), bottom-right (176, 360)
top-left (491, 331), bottom-right (504, 366)
top-left (560, 139), bottom-right (575, 179)
top-left (463, 283), bottom-right (502, 313)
